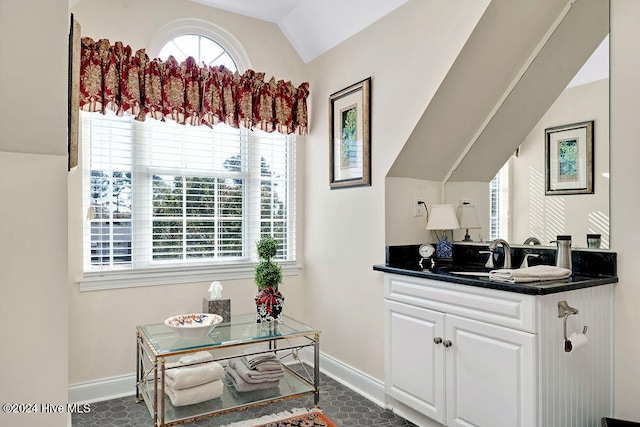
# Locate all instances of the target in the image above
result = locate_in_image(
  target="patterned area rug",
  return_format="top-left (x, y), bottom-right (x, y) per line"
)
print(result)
top-left (256, 410), bottom-right (336, 427)
top-left (222, 409), bottom-right (336, 427)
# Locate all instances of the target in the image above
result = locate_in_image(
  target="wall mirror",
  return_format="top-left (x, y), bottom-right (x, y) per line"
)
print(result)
top-left (444, 0), bottom-right (609, 249)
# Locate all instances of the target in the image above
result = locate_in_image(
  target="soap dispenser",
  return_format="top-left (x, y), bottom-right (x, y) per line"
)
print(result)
top-left (555, 235), bottom-right (572, 270)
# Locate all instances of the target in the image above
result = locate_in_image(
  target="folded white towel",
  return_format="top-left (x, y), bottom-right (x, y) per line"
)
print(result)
top-left (489, 265), bottom-right (572, 283)
top-left (165, 378), bottom-right (223, 407)
top-left (165, 361), bottom-right (224, 390)
top-left (178, 351), bottom-right (214, 365)
top-left (229, 358), bottom-right (285, 383)
top-left (225, 366), bottom-right (280, 393)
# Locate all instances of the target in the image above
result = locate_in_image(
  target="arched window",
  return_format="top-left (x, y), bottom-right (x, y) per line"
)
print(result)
top-left (79, 23), bottom-right (296, 290)
top-left (158, 34), bottom-right (237, 71)
top-left (149, 18), bottom-right (251, 71)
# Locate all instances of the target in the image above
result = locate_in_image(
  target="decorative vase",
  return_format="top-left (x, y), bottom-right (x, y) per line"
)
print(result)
top-left (435, 235), bottom-right (453, 259)
top-left (255, 286), bottom-right (284, 323)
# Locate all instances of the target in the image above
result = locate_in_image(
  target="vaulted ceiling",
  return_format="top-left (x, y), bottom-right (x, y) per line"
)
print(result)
top-left (70, 0), bottom-right (409, 63)
top-left (190, 0), bottom-right (409, 63)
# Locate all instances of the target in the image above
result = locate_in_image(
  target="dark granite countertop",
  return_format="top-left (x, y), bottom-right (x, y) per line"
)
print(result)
top-left (373, 263), bottom-right (617, 295)
top-left (374, 243), bottom-right (618, 295)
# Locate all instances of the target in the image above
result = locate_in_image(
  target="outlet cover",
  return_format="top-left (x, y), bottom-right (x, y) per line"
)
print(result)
top-left (414, 197), bottom-right (425, 217)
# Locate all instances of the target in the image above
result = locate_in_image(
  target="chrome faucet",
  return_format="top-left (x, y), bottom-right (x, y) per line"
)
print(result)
top-left (485, 238), bottom-right (512, 269)
top-left (523, 237), bottom-right (541, 245)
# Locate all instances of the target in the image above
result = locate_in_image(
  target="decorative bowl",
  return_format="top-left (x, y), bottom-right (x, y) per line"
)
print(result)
top-left (164, 313), bottom-right (223, 339)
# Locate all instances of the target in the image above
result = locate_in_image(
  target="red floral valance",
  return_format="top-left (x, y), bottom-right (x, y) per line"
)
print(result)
top-left (79, 38), bottom-right (309, 135)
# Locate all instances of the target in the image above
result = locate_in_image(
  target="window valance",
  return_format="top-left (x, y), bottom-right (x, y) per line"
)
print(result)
top-left (79, 38), bottom-right (309, 135)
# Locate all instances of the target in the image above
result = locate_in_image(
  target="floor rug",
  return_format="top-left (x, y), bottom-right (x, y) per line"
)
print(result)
top-left (255, 410), bottom-right (336, 427)
top-left (222, 409), bottom-right (337, 427)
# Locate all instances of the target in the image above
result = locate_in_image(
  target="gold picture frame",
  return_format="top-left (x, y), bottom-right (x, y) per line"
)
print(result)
top-left (329, 78), bottom-right (371, 189)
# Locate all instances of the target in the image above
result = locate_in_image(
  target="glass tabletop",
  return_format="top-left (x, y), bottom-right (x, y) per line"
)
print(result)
top-left (138, 313), bottom-right (317, 355)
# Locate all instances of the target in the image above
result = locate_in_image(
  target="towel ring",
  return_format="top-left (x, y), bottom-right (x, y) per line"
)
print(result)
top-left (558, 300), bottom-right (588, 352)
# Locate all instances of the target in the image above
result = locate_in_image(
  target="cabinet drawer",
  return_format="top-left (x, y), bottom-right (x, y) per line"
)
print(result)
top-left (384, 274), bottom-right (535, 332)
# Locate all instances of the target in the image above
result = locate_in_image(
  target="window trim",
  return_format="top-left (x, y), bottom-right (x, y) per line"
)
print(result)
top-left (77, 261), bottom-right (301, 292)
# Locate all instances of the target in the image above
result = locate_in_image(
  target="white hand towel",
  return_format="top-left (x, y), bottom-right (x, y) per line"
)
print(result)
top-left (165, 378), bottom-right (223, 407)
top-left (178, 351), bottom-right (214, 365)
top-left (165, 361), bottom-right (224, 390)
top-left (489, 265), bottom-right (572, 283)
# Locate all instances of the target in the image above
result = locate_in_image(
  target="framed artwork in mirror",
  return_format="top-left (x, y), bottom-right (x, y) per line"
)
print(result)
top-left (329, 77), bottom-right (371, 189)
top-left (545, 120), bottom-right (594, 195)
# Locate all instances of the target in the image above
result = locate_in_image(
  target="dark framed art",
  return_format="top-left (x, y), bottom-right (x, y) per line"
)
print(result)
top-left (545, 120), bottom-right (594, 195)
top-left (68, 14), bottom-right (81, 170)
top-left (329, 77), bottom-right (371, 189)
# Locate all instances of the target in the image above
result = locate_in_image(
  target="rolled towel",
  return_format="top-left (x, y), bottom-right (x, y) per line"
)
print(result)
top-left (489, 265), bottom-right (572, 283)
top-left (165, 378), bottom-right (223, 407)
top-left (225, 365), bottom-right (280, 393)
top-left (229, 358), bottom-right (285, 383)
top-left (166, 361), bottom-right (224, 390)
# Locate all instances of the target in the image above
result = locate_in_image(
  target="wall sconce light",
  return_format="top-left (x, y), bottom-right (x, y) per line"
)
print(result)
top-left (457, 202), bottom-right (481, 242)
top-left (426, 204), bottom-right (459, 260)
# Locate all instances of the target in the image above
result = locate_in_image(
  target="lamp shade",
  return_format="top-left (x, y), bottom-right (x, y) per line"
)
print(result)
top-left (457, 203), bottom-right (481, 229)
top-left (426, 204), bottom-right (460, 230)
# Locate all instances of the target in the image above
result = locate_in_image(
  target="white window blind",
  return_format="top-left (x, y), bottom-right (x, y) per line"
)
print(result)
top-left (82, 110), bottom-right (296, 274)
top-left (489, 161), bottom-right (510, 241)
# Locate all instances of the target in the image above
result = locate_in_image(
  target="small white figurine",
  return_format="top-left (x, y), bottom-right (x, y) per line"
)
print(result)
top-left (208, 281), bottom-right (223, 300)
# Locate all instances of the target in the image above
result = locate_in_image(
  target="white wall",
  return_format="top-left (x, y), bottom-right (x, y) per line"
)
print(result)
top-left (611, 0), bottom-right (640, 420)
top-left (68, 0), bottom-right (307, 386)
top-left (304, 0), bottom-right (489, 380)
top-left (0, 1), bottom-right (69, 426)
top-left (385, 177), bottom-right (442, 246)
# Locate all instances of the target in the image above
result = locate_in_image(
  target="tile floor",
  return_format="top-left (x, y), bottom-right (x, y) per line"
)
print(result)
top-left (72, 369), bottom-right (416, 426)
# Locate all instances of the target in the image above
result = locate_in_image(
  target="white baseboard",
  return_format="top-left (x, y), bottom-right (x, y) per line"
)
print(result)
top-left (68, 373), bottom-right (136, 404)
top-left (68, 350), bottom-right (387, 409)
top-left (297, 348), bottom-right (387, 408)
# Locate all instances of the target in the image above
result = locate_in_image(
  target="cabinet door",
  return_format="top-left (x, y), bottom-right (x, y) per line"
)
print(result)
top-left (385, 300), bottom-right (446, 424)
top-left (445, 314), bottom-right (536, 427)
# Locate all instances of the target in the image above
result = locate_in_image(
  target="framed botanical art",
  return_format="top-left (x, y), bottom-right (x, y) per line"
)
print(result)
top-left (329, 78), bottom-right (371, 189)
top-left (545, 120), bottom-right (594, 195)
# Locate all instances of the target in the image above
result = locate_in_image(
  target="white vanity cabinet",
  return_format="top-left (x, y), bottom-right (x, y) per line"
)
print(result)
top-left (383, 273), bottom-right (613, 427)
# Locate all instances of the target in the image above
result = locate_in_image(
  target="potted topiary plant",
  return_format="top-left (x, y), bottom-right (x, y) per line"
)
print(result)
top-left (254, 236), bottom-right (284, 323)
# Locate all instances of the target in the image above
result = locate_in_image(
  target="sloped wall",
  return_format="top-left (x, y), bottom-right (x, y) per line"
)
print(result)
top-left (610, 0), bottom-right (640, 419)
top-left (0, 1), bottom-right (69, 426)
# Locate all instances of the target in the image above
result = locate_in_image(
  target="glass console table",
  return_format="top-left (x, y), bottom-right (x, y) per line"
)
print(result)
top-left (136, 314), bottom-right (320, 427)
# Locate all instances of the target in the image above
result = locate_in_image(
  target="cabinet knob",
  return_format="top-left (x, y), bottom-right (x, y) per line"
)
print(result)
top-left (433, 337), bottom-right (443, 344)
top-left (443, 340), bottom-right (453, 348)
